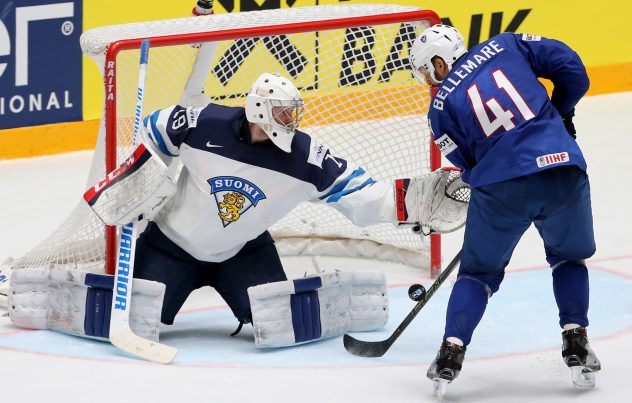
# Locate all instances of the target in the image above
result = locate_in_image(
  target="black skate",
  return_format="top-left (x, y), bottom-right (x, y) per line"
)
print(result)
top-left (427, 340), bottom-right (466, 398)
top-left (562, 327), bottom-right (601, 389)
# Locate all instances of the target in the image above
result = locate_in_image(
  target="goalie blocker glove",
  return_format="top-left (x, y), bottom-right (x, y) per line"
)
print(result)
top-left (395, 168), bottom-right (470, 234)
top-left (83, 143), bottom-right (182, 226)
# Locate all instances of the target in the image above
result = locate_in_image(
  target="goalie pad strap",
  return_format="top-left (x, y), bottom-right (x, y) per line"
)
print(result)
top-left (290, 277), bottom-right (323, 342)
top-left (293, 276), bottom-right (322, 293)
top-left (248, 271), bottom-right (388, 347)
top-left (9, 268), bottom-right (165, 342)
top-left (291, 289), bottom-right (321, 343)
top-left (85, 274), bottom-right (112, 338)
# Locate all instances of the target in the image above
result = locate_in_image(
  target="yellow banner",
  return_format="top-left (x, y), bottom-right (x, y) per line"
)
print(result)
top-left (2, 0), bottom-right (629, 159)
top-left (409, 0), bottom-right (632, 67)
top-left (82, 0), bottom-right (632, 121)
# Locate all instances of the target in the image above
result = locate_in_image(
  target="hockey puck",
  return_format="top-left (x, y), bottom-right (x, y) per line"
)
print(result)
top-left (408, 283), bottom-right (427, 301)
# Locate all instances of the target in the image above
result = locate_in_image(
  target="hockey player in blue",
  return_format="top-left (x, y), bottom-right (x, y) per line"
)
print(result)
top-left (409, 25), bottom-right (601, 395)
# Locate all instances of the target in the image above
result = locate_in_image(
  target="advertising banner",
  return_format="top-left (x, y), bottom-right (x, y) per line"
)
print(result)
top-left (81, 0), bottom-right (632, 122)
top-left (1, 0), bottom-right (630, 158)
top-left (0, 0), bottom-right (82, 130)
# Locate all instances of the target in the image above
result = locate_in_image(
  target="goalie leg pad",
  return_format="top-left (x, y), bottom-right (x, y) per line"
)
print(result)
top-left (0, 259), bottom-right (10, 310)
top-left (248, 271), bottom-right (388, 348)
top-left (8, 268), bottom-right (165, 342)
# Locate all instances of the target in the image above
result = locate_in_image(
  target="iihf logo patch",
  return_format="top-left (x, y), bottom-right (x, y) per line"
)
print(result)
top-left (536, 152), bottom-right (569, 168)
top-left (208, 176), bottom-right (266, 227)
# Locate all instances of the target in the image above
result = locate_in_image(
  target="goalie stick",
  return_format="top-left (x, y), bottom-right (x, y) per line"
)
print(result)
top-left (108, 39), bottom-right (178, 364)
top-left (108, 0), bottom-right (218, 363)
top-left (343, 250), bottom-right (462, 357)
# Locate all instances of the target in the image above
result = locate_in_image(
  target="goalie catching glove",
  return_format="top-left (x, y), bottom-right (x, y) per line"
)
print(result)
top-left (395, 168), bottom-right (470, 234)
top-left (83, 143), bottom-right (182, 225)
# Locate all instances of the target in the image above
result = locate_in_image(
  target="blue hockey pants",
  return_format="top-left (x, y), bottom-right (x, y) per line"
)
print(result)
top-left (444, 166), bottom-right (595, 345)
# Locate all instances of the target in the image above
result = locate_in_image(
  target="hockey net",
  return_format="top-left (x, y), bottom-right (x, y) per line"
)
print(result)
top-left (7, 4), bottom-right (441, 277)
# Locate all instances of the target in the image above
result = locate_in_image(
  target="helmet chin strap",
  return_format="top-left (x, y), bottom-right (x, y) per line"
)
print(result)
top-left (429, 69), bottom-right (443, 86)
top-left (426, 65), bottom-right (447, 86)
top-left (430, 59), bottom-right (455, 86)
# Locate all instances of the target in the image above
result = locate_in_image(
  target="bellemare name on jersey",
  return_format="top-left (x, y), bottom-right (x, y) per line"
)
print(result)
top-left (432, 40), bottom-right (506, 111)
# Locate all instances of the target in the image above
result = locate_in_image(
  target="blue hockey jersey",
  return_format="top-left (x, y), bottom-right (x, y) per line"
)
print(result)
top-left (428, 33), bottom-right (589, 187)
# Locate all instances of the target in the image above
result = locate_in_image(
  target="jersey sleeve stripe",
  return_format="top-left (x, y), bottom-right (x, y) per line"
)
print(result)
top-left (318, 167), bottom-right (366, 201)
top-left (323, 177), bottom-right (377, 203)
top-left (147, 111), bottom-right (178, 157)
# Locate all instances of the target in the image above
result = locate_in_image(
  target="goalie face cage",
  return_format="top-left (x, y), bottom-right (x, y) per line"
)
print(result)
top-left (10, 4), bottom-right (442, 277)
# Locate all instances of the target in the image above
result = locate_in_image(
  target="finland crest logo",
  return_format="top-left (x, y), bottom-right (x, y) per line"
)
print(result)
top-left (208, 176), bottom-right (266, 227)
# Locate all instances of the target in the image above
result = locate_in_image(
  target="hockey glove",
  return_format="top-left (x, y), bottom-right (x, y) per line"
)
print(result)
top-left (83, 143), bottom-right (182, 225)
top-left (394, 168), bottom-right (471, 234)
top-left (562, 110), bottom-right (577, 139)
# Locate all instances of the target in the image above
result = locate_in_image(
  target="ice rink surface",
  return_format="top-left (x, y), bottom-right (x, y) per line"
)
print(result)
top-left (0, 92), bottom-right (630, 402)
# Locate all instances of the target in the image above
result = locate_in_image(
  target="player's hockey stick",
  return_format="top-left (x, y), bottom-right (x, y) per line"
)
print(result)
top-left (181, 0), bottom-right (216, 105)
top-left (108, 39), bottom-right (177, 364)
top-left (343, 249), bottom-right (462, 357)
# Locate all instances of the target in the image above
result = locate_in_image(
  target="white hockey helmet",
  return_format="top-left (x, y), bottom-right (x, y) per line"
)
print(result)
top-left (409, 24), bottom-right (467, 85)
top-left (245, 73), bottom-right (305, 153)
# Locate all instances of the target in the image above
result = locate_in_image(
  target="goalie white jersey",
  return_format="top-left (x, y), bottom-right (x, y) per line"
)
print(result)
top-left (142, 103), bottom-right (394, 262)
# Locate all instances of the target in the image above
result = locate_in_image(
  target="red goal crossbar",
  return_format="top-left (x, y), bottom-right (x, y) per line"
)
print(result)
top-left (102, 8), bottom-right (442, 275)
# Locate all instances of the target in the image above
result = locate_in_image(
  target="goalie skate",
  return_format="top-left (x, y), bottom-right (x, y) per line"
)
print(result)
top-left (426, 340), bottom-right (466, 398)
top-left (562, 327), bottom-right (601, 389)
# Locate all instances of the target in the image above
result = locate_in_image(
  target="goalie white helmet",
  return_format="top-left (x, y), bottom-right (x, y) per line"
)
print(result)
top-left (245, 73), bottom-right (305, 153)
top-left (410, 24), bottom-right (467, 85)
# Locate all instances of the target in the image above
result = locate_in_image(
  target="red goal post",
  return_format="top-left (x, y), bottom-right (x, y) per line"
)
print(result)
top-left (12, 4), bottom-right (443, 278)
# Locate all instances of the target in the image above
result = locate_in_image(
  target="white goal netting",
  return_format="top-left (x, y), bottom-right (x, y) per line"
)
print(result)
top-left (9, 4), bottom-right (440, 275)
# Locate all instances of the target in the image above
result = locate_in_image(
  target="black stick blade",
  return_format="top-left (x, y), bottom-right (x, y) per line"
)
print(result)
top-left (342, 251), bottom-right (462, 358)
top-left (343, 334), bottom-right (390, 357)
